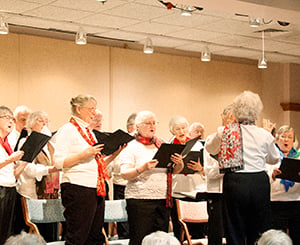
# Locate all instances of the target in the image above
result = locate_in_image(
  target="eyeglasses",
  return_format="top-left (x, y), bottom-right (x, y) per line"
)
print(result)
top-left (81, 107), bottom-right (96, 112)
top-left (0, 115), bottom-right (14, 120)
top-left (143, 121), bottom-right (159, 126)
top-left (279, 135), bottom-right (293, 140)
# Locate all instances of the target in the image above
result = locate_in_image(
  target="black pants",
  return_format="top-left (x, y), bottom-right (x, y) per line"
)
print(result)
top-left (61, 183), bottom-right (105, 245)
top-left (126, 199), bottom-right (170, 245)
top-left (271, 201), bottom-right (300, 245)
top-left (223, 172), bottom-right (272, 245)
top-left (113, 184), bottom-right (129, 239)
top-left (0, 186), bottom-right (17, 245)
top-left (207, 196), bottom-right (224, 245)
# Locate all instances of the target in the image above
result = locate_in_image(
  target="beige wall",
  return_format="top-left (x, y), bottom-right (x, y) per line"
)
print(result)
top-left (0, 33), bottom-right (299, 141)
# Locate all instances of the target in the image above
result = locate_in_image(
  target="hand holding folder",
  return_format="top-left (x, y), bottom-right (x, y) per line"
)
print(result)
top-left (93, 129), bottom-right (134, 156)
top-left (153, 137), bottom-right (200, 169)
top-left (20, 131), bottom-right (51, 162)
top-left (276, 157), bottom-right (300, 182)
top-left (181, 149), bottom-right (204, 174)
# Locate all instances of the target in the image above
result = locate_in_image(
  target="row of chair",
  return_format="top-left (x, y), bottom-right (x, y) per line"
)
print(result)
top-left (21, 197), bottom-right (211, 245)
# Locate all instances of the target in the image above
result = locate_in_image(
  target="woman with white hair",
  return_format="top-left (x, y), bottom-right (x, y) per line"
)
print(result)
top-left (119, 110), bottom-right (184, 245)
top-left (168, 115), bottom-right (206, 240)
top-left (267, 125), bottom-right (300, 244)
top-left (15, 110), bottom-right (59, 241)
top-left (205, 91), bottom-right (280, 245)
top-left (257, 229), bottom-right (292, 245)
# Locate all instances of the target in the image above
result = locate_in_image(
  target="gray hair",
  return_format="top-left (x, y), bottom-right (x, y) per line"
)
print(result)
top-left (275, 125), bottom-right (295, 142)
top-left (70, 94), bottom-right (97, 115)
top-left (169, 115), bottom-right (189, 131)
top-left (189, 122), bottom-right (205, 133)
top-left (26, 111), bottom-right (48, 133)
top-left (257, 229), bottom-right (292, 245)
top-left (135, 110), bottom-right (156, 125)
top-left (0, 106), bottom-right (13, 117)
top-left (4, 231), bottom-right (46, 245)
top-left (233, 91), bottom-right (263, 123)
top-left (127, 113), bottom-right (137, 127)
top-left (13, 105), bottom-right (32, 118)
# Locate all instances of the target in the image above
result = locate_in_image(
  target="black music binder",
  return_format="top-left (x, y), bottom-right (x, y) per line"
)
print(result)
top-left (277, 157), bottom-right (300, 182)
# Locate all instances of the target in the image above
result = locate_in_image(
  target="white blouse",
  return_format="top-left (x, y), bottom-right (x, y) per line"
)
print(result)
top-left (53, 116), bottom-right (98, 188)
top-left (119, 140), bottom-right (167, 199)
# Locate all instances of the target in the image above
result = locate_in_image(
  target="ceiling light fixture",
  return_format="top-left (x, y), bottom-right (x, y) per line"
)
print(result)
top-left (201, 46), bottom-right (211, 62)
top-left (96, 0), bottom-right (107, 3)
top-left (75, 27), bottom-right (87, 45)
top-left (181, 5), bottom-right (193, 16)
top-left (0, 16), bottom-right (9, 34)
top-left (249, 17), bottom-right (261, 27)
top-left (258, 31), bottom-right (267, 69)
top-left (143, 37), bottom-right (154, 54)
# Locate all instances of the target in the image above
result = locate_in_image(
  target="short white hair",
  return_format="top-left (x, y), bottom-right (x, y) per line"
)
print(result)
top-left (233, 90), bottom-right (263, 122)
top-left (189, 122), bottom-right (204, 133)
top-left (257, 229), bottom-right (292, 245)
top-left (169, 115), bottom-right (189, 131)
top-left (4, 231), bottom-right (46, 245)
top-left (13, 105), bottom-right (32, 118)
top-left (135, 110), bottom-right (156, 125)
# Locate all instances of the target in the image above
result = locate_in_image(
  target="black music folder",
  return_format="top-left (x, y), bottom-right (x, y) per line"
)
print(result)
top-left (175, 191), bottom-right (222, 201)
top-left (20, 131), bottom-right (51, 162)
top-left (153, 143), bottom-right (185, 168)
top-left (277, 157), bottom-right (300, 182)
top-left (180, 149), bottom-right (204, 174)
top-left (93, 129), bottom-right (134, 156)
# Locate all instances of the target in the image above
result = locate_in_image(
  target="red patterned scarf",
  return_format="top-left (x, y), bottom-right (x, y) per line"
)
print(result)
top-left (218, 123), bottom-right (244, 173)
top-left (70, 117), bottom-right (109, 197)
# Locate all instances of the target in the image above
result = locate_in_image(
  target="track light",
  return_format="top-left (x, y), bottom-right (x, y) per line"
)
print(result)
top-left (258, 31), bottom-right (267, 69)
top-left (0, 16), bottom-right (9, 35)
top-left (96, 0), bottom-right (107, 3)
top-left (181, 6), bottom-right (193, 16)
top-left (75, 27), bottom-right (87, 45)
top-left (201, 46), bottom-right (211, 62)
top-left (143, 37), bottom-right (154, 54)
top-left (249, 17), bottom-right (261, 27)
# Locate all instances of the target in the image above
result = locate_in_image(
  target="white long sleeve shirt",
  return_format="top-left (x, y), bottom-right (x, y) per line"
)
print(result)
top-left (53, 116), bottom-right (98, 188)
top-left (205, 125), bottom-right (280, 173)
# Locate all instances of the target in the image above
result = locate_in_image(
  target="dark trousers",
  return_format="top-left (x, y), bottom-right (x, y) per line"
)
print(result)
top-left (0, 186), bottom-right (17, 245)
top-left (61, 183), bottom-right (105, 245)
top-left (113, 184), bottom-right (129, 239)
top-left (126, 199), bottom-right (170, 245)
top-left (223, 172), bottom-right (272, 245)
top-left (271, 201), bottom-right (300, 245)
top-left (207, 197), bottom-right (224, 245)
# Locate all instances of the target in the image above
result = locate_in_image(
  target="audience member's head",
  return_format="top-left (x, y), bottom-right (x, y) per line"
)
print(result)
top-left (4, 231), bottom-right (46, 245)
top-left (257, 229), bottom-right (292, 245)
top-left (169, 115), bottom-right (189, 144)
top-left (126, 113), bottom-right (137, 134)
top-left (233, 91), bottom-right (263, 124)
top-left (13, 105), bottom-right (32, 132)
top-left (189, 122), bottom-right (205, 140)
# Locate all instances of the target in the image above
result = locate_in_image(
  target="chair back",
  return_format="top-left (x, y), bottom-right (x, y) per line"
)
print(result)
top-left (176, 199), bottom-right (208, 223)
top-left (104, 199), bottom-right (128, 223)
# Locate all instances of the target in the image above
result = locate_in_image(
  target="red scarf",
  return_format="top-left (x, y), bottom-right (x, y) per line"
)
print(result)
top-left (135, 133), bottom-right (162, 148)
top-left (70, 117), bottom-right (109, 197)
top-left (0, 136), bottom-right (13, 156)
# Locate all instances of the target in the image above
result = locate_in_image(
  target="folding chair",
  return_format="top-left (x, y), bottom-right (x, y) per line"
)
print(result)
top-left (103, 199), bottom-right (129, 245)
top-left (20, 197), bottom-right (65, 244)
top-left (176, 199), bottom-right (209, 245)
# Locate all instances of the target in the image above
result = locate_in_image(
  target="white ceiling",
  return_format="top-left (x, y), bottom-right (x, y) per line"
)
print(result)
top-left (1, 0), bottom-right (300, 64)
